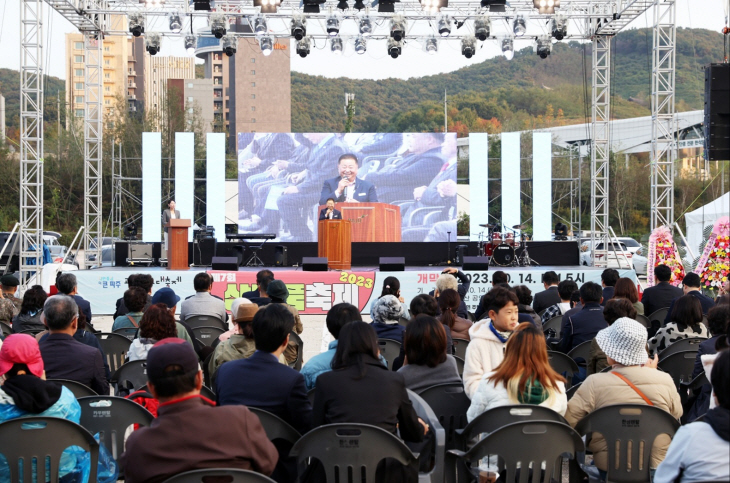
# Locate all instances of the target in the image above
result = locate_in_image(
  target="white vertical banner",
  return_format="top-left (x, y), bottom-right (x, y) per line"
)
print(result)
top-left (469, 133), bottom-right (489, 242)
top-left (532, 132), bottom-right (552, 241)
top-left (501, 132), bottom-right (521, 232)
top-left (175, 133), bottom-right (195, 242)
top-left (206, 133), bottom-right (226, 242)
top-left (142, 132), bottom-right (162, 242)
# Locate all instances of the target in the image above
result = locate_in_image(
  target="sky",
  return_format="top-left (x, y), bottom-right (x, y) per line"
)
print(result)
top-left (0, 0), bottom-right (727, 81)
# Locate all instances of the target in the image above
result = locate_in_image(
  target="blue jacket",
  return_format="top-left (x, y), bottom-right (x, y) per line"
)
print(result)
top-left (371, 322), bottom-right (406, 345)
top-left (302, 340), bottom-right (389, 391)
top-left (664, 290), bottom-right (716, 325)
top-left (319, 176), bottom-right (378, 206)
top-left (558, 302), bottom-right (607, 353)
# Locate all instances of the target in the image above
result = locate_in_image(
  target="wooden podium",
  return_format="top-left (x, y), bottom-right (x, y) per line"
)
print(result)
top-left (318, 219), bottom-right (351, 270)
top-left (317, 203), bottom-right (401, 242)
top-left (165, 219), bottom-right (191, 270)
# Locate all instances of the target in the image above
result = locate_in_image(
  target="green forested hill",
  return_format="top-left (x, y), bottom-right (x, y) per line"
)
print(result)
top-left (0, 68), bottom-right (65, 139)
top-left (291, 27), bottom-right (723, 133)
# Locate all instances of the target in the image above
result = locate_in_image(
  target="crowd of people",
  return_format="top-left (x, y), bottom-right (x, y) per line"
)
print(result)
top-left (0, 265), bottom-right (728, 483)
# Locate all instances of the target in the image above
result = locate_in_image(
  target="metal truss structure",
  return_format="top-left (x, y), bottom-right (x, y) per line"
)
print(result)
top-left (589, 34), bottom-right (610, 267)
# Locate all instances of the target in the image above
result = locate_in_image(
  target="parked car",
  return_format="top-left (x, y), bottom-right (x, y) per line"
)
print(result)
top-left (580, 241), bottom-right (634, 269)
top-left (43, 231), bottom-right (71, 263)
top-left (0, 232), bottom-right (19, 273)
top-left (88, 236), bottom-right (120, 266)
top-left (615, 237), bottom-right (642, 255)
top-left (632, 246), bottom-right (648, 276)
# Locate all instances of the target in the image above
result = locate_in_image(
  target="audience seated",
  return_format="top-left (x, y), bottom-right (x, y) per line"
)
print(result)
top-left (431, 268), bottom-right (470, 319)
top-left (648, 294), bottom-right (709, 354)
top-left (463, 287), bottom-right (520, 399)
top-left (127, 304), bottom-right (179, 361)
top-left (371, 294), bottom-right (407, 344)
top-left (474, 271), bottom-right (509, 321)
top-left (654, 350), bottom-right (730, 483)
top-left (111, 287), bottom-right (147, 332)
top-left (0, 274), bottom-right (22, 316)
top-left (242, 269), bottom-right (274, 301)
top-left (180, 273), bottom-right (228, 327)
top-left (398, 315), bottom-right (461, 393)
top-left (614, 277), bottom-right (644, 315)
top-left (437, 288), bottom-right (472, 340)
top-left (301, 303), bottom-right (363, 391)
top-left (532, 271), bottom-right (561, 315)
top-left (513, 285), bottom-right (541, 329)
top-left (370, 276), bottom-right (406, 314)
top-left (566, 318), bottom-right (682, 476)
top-left (0, 296), bottom-right (13, 327)
top-left (119, 338), bottom-right (278, 483)
top-left (467, 322), bottom-right (567, 421)
top-left (664, 272), bottom-right (716, 324)
top-left (38, 295), bottom-right (108, 395)
top-left (56, 273), bottom-right (94, 329)
top-left (11, 285), bottom-right (47, 333)
top-left (113, 274), bottom-right (153, 319)
top-left (588, 298), bottom-right (637, 375)
top-left (600, 269), bottom-right (620, 306)
top-left (216, 304), bottom-right (312, 435)
top-left (557, 282), bottom-right (607, 354)
top-left (265, 280), bottom-right (303, 365)
top-left (151, 288), bottom-right (195, 347)
top-left (541, 279), bottom-right (577, 326)
top-left (642, 264), bottom-right (683, 316)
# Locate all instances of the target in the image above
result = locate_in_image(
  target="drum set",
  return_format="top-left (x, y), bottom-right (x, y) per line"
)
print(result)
top-left (477, 223), bottom-right (540, 267)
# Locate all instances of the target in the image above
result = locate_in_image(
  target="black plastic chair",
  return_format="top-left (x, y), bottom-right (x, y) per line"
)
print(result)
top-left (634, 314), bottom-right (651, 329)
top-left (445, 420), bottom-right (584, 483)
top-left (94, 332), bottom-right (133, 373)
top-left (574, 404), bottom-right (680, 483)
top-left (247, 407), bottom-right (302, 445)
top-left (161, 468), bottom-right (277, 483)
top-left (288, 331), bottom-right (304, 371)
top-left (566, 383), bottom-right (582, 401)
top-left (658, 337), bottom-right (706, 360)
top-left (452, 338), bottom-right (470, 360)
top-left (648, 308), bottom-right (670, 326)
top-left (0, 321), bottom-right (12, 338)
top-left (679, 371), bottom-right (709, 422)
top-left (191, 326), bottom-right (226, 347)
top-left (111, 359), bottom-right (148, 395)
top-left (658, 350), bottom-right (699, 389)
top-left (202, 351), bottom-right (215, 388)
top-left (547, 351), bottom-right (580, 378)
top-left (407, 389), bottom-right (446, 483)
top-left (418, 382), bottom-right (471, 450)
top-left (567, 340), bottom-right (592, 365)
top-left (289, 423), bottom-right (418, 483)
top-left (48, 379), bottom-right (98, 398)
top-left (542, 316), bottom-right (563, 338)
top-left (453, 356), bottom-right (465, 376)
top-left (77, 396), bottom-right (154, 462)
top-left (112, 327), bottom-right (138, 340)
top-left (0, 416), bottom-right (100, 483)
top-left (377, 338), bottom-right (402, 369)
top-left (183, 314), bottom-right (227, 331)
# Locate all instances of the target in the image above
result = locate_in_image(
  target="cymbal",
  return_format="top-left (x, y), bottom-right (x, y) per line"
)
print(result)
top-left (479, 223), bottom-right (498, 228)
top-left (512, 224), bottom-right (526, 230)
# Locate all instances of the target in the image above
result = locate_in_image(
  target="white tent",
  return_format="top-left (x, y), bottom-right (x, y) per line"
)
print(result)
top-left (684, 191), bottom-right (730, 258)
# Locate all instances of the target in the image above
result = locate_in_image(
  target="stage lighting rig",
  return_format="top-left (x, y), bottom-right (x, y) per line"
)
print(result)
top-left (536, 35), bottom-right (551, 58)
top-left (425, 36), bottom-right (438, 54)
top-left (184, 34), bottom-right (196, 53)
top-left (326, 15), bottom-right (340, 36)
top-left (210, 14), bottom-right (227, 39)
top-left (474, 15), bottom-right (490, 41)
top-left (259, 36), bottom-right (273, 56)
top-left (513, 15), bottom-right (527, 37)
top-left (437, 16), bottom-right (451, 37)
top-left (376, 0), bottom-right (398, 13)
top-left (145, 32), bottom-right (161, 55)
top-left (143, 0), bottom-right (165, 7)
top-left (291, 15), bottom-right (307, 40)
top-left (128, 13), bottom-right (145, 37)
top-left (551, 14), bottom-right (568, 40)
top-left (480, 0), bottom-right (506, 11)
top-left (168, 12), bottom-right (182, 32)
top-left (222, 34), bottom-right (237, 56)
top-left (353, 0), bottom-right (366, 9)
top-left (255, 0), bottom-right (281, 13)
top-left (302, 0), bottom-right (326, 13)
top-left (501, 37), bottom-right (514, 59)
top-left (254, 16), bottom-right (268, 36)
top-left (355, 36), bottom-right (367, 54)
top-left (387, 38), bottom-right (402, 58)
top-left (193, 0), bottom-right (211, 10)
top-left (337, 0), bottom-right (349, 10)
top-left (331, 36), bottom-right (344, 54)
top-left (420, 0), bottom-right (447, 14)
top-left (533, 0), bottom-right (560, 14)
top-left (461, 36), bottom-right (476, 58)
top-left (359, 16), bottom-right (373, 36)
top-left (390, 15), bottom-right (406, 41)
top-left (296, 36), bottom-right (311, 57)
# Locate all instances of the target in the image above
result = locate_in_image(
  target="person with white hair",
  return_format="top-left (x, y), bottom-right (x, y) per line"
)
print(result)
top-left (431, 267), bottom-right (470, 319)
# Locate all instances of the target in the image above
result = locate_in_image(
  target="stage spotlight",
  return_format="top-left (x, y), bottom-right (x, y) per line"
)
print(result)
top-left (437, 16), bottom-right (451, 37)
top-left (390, 15), bottom-right (406, 41)
top-left (291, 15), bottom-right (307, 40)
top-left (513, 15), bottom-right (527, 36)
top-left (210, 14), bottom-right (227, 39)
top-left (254, 16), bottom-right (268, 36)
top-left (420, 0), bottom-right (447, 14)
top-left (128, 13), bottom-right (145, 37)
top-left (145, 32), bottom-right (161, 55)
top-left (222, 34), bottom-right (237, 56)
top-left (551, 14), bottom-right (568, 40)
top-left (168, 12), bottom-right (182, 32)
top-left (501, 37), bottom-right (514, 59)
top-left (359, 16), bottom-right (372, 36)
top-left (355, 36), bottom-right (367, 54)
top-left (123, 222), bottom-right (138, 240)
top-left (474, 15), bottom-right (491, 41)
top-left (337, 0), bottom-right (349, 9)
top-left (296, 36), bottom-right (311, 57)
top-left (536, 35), bottom-right (551, 58)
top-left (259, 35), bottom-right (273, 56)
top-left (193, 0), bottom-right (211, 10)
top-left (425, 36), bottom-right (438, 54)
top-left (461, 36), bottom-right (476, 58)
top-left (533, 0), bottom-right (560, 14)
top-left (254, 0), bottom-right (281, 13)
top-left (377, 0), bottom-right (398, 13)
top-left (480, 0), bottom-right (505, 10)
top-left (353, 0), bottom-right (366, 9)
top-left (331, 36), bottom-right (344, 54)
top-left (554, 222), bottom-right (568, 240)
top-left (387, 38), bottom-right (402, 58)
top-left (302, 0), bottom-right (326, 13)
top-left (326, 15), bottom-right (340, 36)
top-left (184, 34), bottom-right (197, 53)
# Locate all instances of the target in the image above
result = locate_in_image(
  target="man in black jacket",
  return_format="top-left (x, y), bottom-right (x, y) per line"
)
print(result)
top-left (664, 272), bottom-right (716, 324)
top-left (558, 282), bottom-right (607, 354)
top-left (642, 264), bottom-right (683, 316)
top-left (56, 272), bottom-right (93, 329)
top-left (600, 268), bottom-right (620, 306)
top-left (533, 271), bottom-right (561, 314)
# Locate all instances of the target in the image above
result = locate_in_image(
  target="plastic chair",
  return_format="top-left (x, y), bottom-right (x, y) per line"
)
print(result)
top-left (288, 331), bottom-right (304, 371)
top-left (247, 407), bottom-right (301, 445)
top-left (567, 340), bottom-right (592, 365)
top-left (0, 416), bottom-right (100, 483)
top-left (418, 382), bottom-right (471, 450)
top-left (407, 389), bottom-right (446, 483)
top-left (377, 338), bottom-right (402, 369)
top-left (111, 360), bottom-right (148, 395)
top-left (542, 316), bottom-right (563, 338)
top-left (77, 396), bottom-right (154, 461)
top-left (634, 314), bottom-right (651, 329)
top-left (452, 338), bottom-right (469, 360)
top-left (94, 332), bottom-right (133, 373)
top-left (547, 351), bottom-right (580, 378)
top-left (679, 371), bottom-right (709, 421)
top-left (202, 351), bottom-right (214, 388)
top-left (183, 314), bottom-right (227, 331)
top-left (453, 356), bottom-right (465, 376)
top-left (566, 383), bottom-right (582, 401)
top-left (648, 308), bottom-right (670, 326)
top-left (47, 379), bottom-right (98, 398)
top-left (658, 350), bottom-right (699, 389)
top-left (289, 423), bottom-right (418, 483)
top-left (445, 420), bottom-right (584, 483)
top-left (161, 469), bottom-right (277, 483)
top-left (112, 327), bottom-right (138, 340)
top-left (658, 337), bottom-right (706, 360)
top-left (19, 328), bottom-right (44, 336)
top-left (191, 326), bottom-right (226, 347)
top-left (0, 321), bottom-right (12, 338)
top-left (574, 404), bottom-right (679, 483)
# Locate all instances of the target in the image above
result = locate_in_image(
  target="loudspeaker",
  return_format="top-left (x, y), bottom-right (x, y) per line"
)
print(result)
top-left (194, 237), bottom-right (217, 266)
top-left (455, 245), bottom-right (469, 265)
top-left (129, 242), bottom-right (153, 262)
top-left (462, 256), bottom-right (490, 271)
top-left (274, 245), bottom-right (288, 267)
top-left (704, 63), bottom-right (730, 161)
top-left (302, 257), bottom-right (328, 271)
top-left (379, 257), bottom-right (405, 271)
top-left (211, 256), bottom-right (239, 271)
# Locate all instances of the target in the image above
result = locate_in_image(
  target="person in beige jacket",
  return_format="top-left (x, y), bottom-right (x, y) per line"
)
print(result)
top-left (566, 317), bottom-right (682, 473)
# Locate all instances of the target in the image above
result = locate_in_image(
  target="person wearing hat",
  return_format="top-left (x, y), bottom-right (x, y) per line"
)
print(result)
top-left (565, 318), bottom-right (682, 477)
top-left (151, 287), bottom-right (195, 348)
top-left (119, 338), bottom-right (278, 483)
top-left (370, 294), bottom-right (407, 344)
top-left (266, 280), bottom-right (303, 365)
top-left (180, 272), bottom-right (228, 328)
top-left (0, 274), bottom-right (22, 316)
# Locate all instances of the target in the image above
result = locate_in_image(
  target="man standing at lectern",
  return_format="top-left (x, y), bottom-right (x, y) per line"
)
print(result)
top-left (162, 200), bottom-right (181, 253)
top-left (319, 198), bottom-right (343, 221)
top-left (318, 153), bottom-right (378, 206)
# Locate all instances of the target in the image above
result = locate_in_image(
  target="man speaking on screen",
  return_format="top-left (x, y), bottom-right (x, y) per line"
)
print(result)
top-left (318, 153), bottom-right (378, 206)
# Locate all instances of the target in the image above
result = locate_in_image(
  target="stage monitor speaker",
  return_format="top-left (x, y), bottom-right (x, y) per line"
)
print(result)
top-left (704, 63), bottom-right (730, 161)
top-left (302, 257), bottom-right (328, 271)
top-left (128, 242), bottom-right (153, 263)
top-left (379, 257), bottom-right (405, 271)
top-left (194, 237), bottom-right (217, 266)
top-left (211, 256), bottom-right (239, 271)
top-left (463, 256), bottom-right (490, 271)
top-left (274, 245), bottom-right (288, 267)
top-left (455, 245), bottom-right (469, 266)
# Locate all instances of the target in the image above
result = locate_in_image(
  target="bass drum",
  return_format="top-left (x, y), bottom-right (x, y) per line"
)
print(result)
top-left (491, 243), bottom-right (516, 267)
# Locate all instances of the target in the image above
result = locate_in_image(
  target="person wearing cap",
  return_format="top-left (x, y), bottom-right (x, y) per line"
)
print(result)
top-left (565, 318), bottom-right (682, 477)
top-left (38, 295), bottom-right (109, 395)
top-left (266, 280), bottom-right (303, 365)
top-left (370, 294), bottom-right (407, 344)
top-left (119, 338), bottom-right (278, 483)
top-left (151, 287), bottom-right (195, 348)
top-left (0, 274), bottom-right (22, 316)
top-left (180, 273), bottom-right (228, 328)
